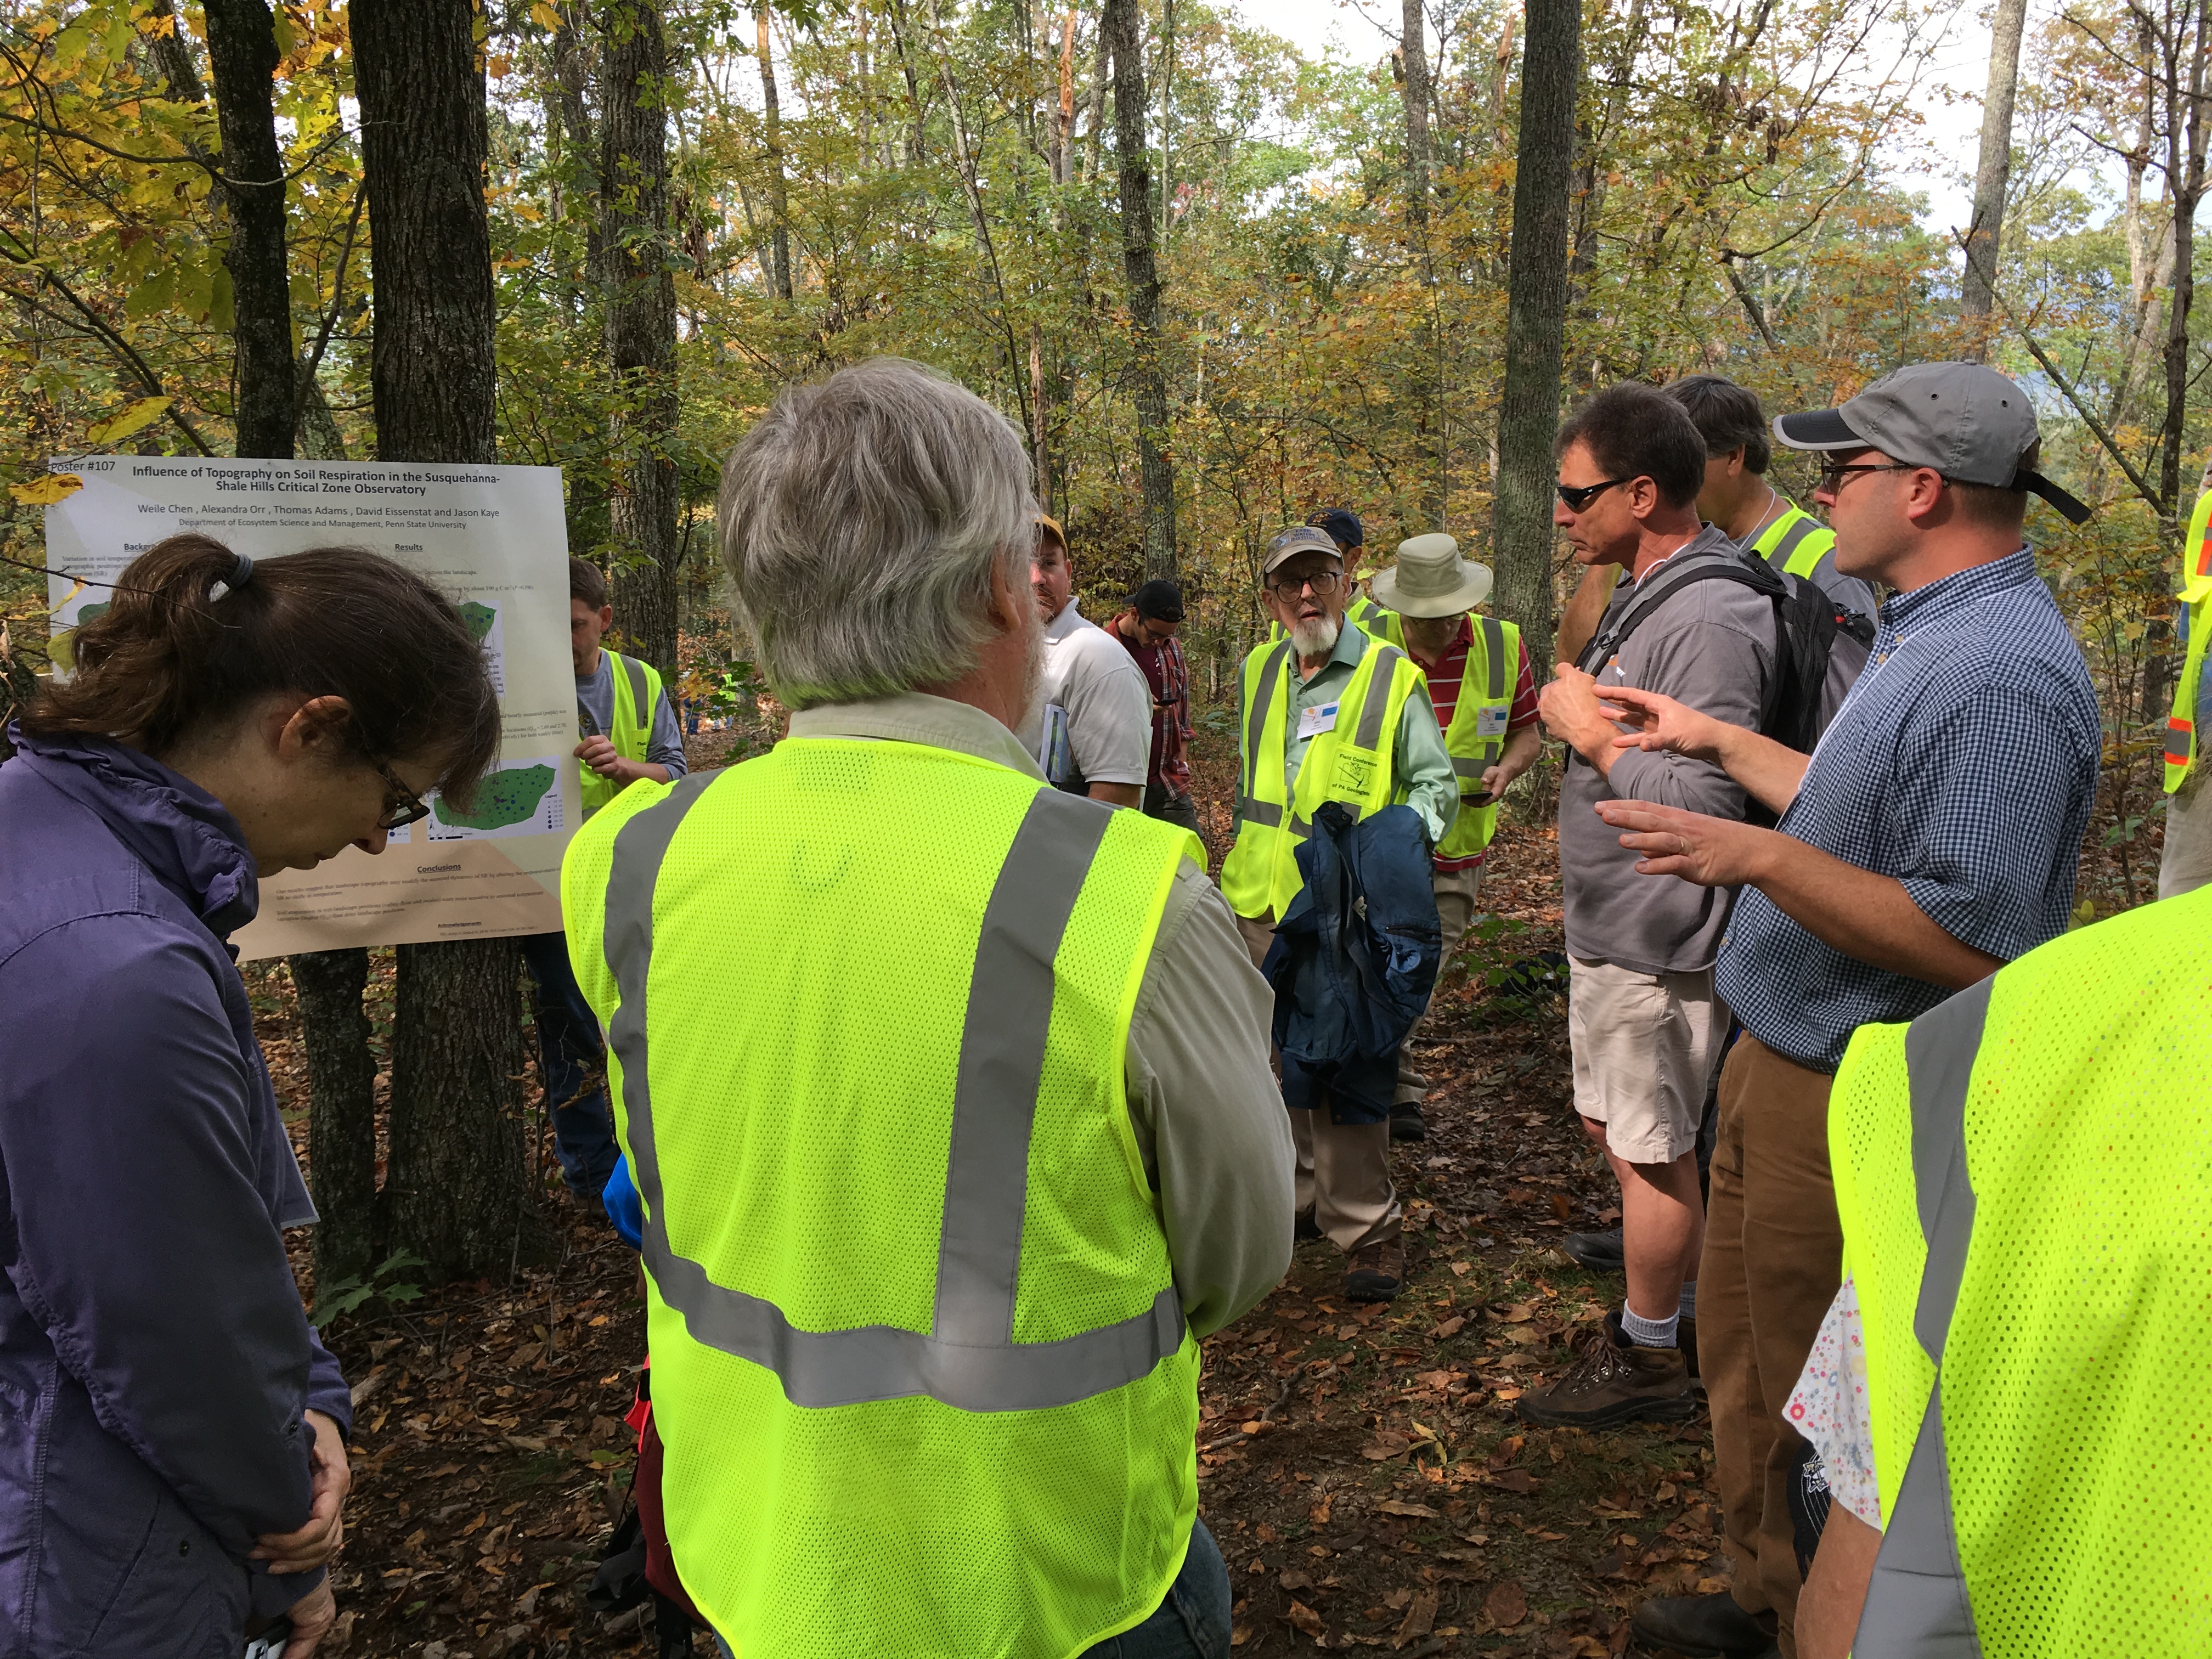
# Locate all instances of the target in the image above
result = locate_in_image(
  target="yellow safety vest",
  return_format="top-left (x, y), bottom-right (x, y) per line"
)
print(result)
top-left (1220, 631), bottom-right (1423, 921)
top-left (1829, 884), bottom-right (2212, 1657)
top-left (2162, 489), bottom-right (2212, 791)
top-left (579, 649), bottom-right (667, 820)
top-left (1747, 500), bottom-right (1834, 582)
top-left (562, 743), bottom-right (1204, 1657)
top-left (1429, 616), bottom-right (1520, 861)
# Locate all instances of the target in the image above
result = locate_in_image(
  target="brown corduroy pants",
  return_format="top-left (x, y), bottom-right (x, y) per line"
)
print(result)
top-left (1700, 1034), bottom-right (1840, 1659)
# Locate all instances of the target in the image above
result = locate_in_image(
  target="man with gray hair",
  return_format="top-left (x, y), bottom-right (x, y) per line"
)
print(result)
top-left (561, 357), bottom-right (1291, 1657)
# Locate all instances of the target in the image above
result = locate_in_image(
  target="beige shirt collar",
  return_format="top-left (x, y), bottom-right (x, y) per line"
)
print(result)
top-left (785, 692), bottom-right (1047, 782)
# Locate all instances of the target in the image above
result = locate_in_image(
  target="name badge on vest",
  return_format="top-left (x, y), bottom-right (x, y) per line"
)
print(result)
top-left (1297, 702), bottom-right (1340, 741)
top-left (1476, 706), bottom-right (1508, 738)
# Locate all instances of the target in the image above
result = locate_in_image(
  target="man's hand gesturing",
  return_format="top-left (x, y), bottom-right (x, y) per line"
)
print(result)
top-left (1592, 798), bottom-right (1776, 888)
top-left (1598, 684), bottom-right (1731, 765)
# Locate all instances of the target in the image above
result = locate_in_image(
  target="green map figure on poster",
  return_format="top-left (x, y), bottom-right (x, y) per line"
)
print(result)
top-left (458, 601), bottom-right (497, 643)
top-left (431, 763), bottom-right (555, 832)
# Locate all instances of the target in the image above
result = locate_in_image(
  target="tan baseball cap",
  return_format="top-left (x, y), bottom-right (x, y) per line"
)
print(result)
top-left (1773, 363), bottom-right (2090, 523)
top-left (1263, 524), bottom-right (1342, 573)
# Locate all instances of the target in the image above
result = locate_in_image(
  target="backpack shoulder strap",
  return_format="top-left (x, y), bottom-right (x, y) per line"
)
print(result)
top-left (1574, 554), bottom-right (1781, 676)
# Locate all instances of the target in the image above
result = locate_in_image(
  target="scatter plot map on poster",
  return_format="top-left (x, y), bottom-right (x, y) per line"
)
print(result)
top-left (457, 599), bottom-right (507, 695)
top-left (425, 759), bottom-right (563, 840)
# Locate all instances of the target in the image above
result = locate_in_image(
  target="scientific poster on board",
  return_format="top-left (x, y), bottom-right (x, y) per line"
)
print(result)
top-left (44, 455), bottom-right (576, 960)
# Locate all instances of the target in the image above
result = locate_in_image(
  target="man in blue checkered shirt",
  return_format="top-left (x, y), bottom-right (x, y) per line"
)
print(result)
top-left (1579, 364), bottom-right (2100, 1659)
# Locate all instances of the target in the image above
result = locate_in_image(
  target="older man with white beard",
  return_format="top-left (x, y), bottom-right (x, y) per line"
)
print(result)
top-left (1221, 524), bottom-right (1458, 1302)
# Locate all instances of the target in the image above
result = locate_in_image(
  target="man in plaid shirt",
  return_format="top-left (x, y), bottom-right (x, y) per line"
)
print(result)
top-left (1107, 580), bottom-right (1203, 842)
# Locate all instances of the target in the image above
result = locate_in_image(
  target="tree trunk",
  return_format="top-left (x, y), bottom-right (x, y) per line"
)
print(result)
top-left (1958, 0), bottom-right (2027, 340)
top-left (1104, 0), bottom-right (1178, 580)
top-left (1490, 0), bottom-right (1580, 672)
top-left (602, 0), bottom-right (682, 676)
top-left (758, 10), bottom-right (794, 301)
top-left (2156, 0), bottom-right (2209, 516)
top-left (201, 0), bottom-right (293, 459)
top-left (291, 950), bottom-right (379, 1285)
top-left (1400, 0), bottom-right (1432, 228)
top-left (354, 0), bottom-right (534, 1280)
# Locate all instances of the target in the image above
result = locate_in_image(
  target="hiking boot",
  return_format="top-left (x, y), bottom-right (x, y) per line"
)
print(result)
top-left (1389, 1100), bottom-right (1427, 1142)
top-left (1294, 1209), bottom-right (1323, 1243)
top-left (1562, 1228), bottom-right (1625, 1273)
top-left (1604, 1308), bottom-right (1701, 1393)
top-left (1629, 1591), bottom-right (1775, 1656)
top-left (1516, 1322), bottom-right (1695, 1428)
top-left (1344, 1240), bottom-right (1404, 1303)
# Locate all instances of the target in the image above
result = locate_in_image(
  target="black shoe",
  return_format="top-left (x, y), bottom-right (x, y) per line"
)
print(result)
top-left (1630, 1592), bottom-right (1775, 1657)
top-left (1389, 1101), bottom-right (1427, 1142)
top-left (1562, 1228), bottom-right (1624, 1273)
top-left (1344, 1240), bottom-right (1403, 1303)
top-left (1294, 1210), bottom-right (1323, 1242)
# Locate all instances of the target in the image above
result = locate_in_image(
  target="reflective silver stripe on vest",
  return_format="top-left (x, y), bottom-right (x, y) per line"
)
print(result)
top-left (606, 780), bottom-right (1186, 1413)
top-left (1451, 758), bottom-right (1487, 779)
top-left (1764, 515), bottom-right (1818, 569)
top-left (1355, 647), bottom-right (1404, 751)
top-left (1852, 976), bottom-right (1994, 1658)
top-left (618, 651), bottom-right (652, 725)
top-left (1239, 798), bottom-right (1284, 827)
top-left (1244, 640), bottom-right (1295, 811)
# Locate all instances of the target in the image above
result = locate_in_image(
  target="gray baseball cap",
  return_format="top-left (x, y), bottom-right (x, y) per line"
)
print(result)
top-left (1263, 524), bottom-right (1344, 573)
top-left (1773, 362), bottom-right (2091, 523)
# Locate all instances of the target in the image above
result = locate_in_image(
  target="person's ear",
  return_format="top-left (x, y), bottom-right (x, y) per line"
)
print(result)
top-left (276, 695), bottom-right (356, 763)
top-left (596, 604), bottom-right (614, 630)
top-left (986, 555), bottom-right (1026, 635)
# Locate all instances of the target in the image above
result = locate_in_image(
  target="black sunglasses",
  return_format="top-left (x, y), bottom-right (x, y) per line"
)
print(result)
top-left (1555, 477), bottom-right (1633, 511)
top-left (370, 757), bottom-right (432, 831)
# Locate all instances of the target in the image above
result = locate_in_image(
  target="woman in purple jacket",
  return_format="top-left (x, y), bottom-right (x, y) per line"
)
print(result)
top-left (0, 534), bottom-right (499, 1658)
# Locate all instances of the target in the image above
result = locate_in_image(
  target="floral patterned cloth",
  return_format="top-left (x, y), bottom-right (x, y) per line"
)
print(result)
top-left (1785, 1273), bottom-right (1882, 1528)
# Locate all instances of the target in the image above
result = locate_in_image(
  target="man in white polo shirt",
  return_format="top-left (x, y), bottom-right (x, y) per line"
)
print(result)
top-left (1023, 516), bottom-right (1153, 807)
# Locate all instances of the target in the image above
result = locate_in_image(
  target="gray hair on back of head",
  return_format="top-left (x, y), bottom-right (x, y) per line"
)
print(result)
top-left (716, 357), bottom-right (1036, 711)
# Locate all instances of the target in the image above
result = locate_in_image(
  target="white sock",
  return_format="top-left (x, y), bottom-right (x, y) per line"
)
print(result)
top-left (1621, 1304), bottom-right (1679, 1348)
top-left (1678, 1280), bottom-right (1697, 1321)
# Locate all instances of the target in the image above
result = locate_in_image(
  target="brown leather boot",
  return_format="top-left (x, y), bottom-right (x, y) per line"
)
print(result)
top-left (1344, 1239), bottom-right (1403, 1303)
top-left (1515, 1322), bottom-right (1696, 1428)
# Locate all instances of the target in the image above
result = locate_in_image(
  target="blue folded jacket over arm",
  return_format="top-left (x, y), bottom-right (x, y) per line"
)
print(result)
top-left (1262, 802), bottom-right (1441, 1124)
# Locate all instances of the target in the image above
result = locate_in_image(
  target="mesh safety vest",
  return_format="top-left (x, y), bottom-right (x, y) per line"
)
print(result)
top-left (580, 649), bottom-right (668, 820)
top-left (1747, 500), bottom-right (1834, 582)
top-left (1829, 884), bottom-right (2212, 1658)
top-left (1220, 631), bottom-right (1423, 920)
top-left (563, 742), bottom-right (1205, 1657)
top-left (1430, 617), bottom-right (1519, 860)
top-left (2162, 488), bottom-right (2212, 791)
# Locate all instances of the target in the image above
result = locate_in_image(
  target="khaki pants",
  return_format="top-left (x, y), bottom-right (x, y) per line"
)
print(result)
top-left (1701, 1035), bottom-right (1838, 1658)
top-left (1396, 864), bottom-right (1486, 1104)
top-left (2160, 772), bottom-right (2212, 899)
top-left (1236, 910), bottom-right (1401, 1254)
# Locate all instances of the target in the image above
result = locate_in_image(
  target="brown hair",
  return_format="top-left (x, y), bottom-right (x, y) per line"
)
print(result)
top-left (25, 533), bottom-right (502, 804)
top-left (569, 556), bottom-right (608, 610)
top-left (1664, 375), bottom-right (1772, 473)
top-left (1555, 383), bottom-right (1710, 510)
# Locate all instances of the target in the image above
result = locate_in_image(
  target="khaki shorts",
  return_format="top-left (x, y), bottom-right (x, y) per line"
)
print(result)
top-left (1568, 955), bottom-right (1724, 1164)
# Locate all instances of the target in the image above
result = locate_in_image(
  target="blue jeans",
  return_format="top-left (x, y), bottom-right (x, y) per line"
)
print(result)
top-left (519, 930), bottom-right (619, 1193)
top-left (708, 1517), bottom-right (1229, 1658)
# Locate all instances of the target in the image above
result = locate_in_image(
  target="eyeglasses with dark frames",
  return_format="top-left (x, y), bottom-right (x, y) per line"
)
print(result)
top-left (370, 757), bottom-right (432, 831)
top-left (1816, 461), bottom-right (1920, 494)
top-left (1554, 477), bottom-right (1633, 511)
top-left (1267, 568), bottom-right (1347, 600)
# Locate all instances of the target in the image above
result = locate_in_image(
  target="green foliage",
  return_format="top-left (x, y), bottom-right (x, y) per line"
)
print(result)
top-left (311, 1249), bottom-right (426, 1329)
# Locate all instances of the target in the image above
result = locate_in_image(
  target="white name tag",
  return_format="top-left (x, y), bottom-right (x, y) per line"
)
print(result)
top-left (1476, 706), bottom-right (1509, 737)
top-left (1296, 702), bottom-right (1340, 740)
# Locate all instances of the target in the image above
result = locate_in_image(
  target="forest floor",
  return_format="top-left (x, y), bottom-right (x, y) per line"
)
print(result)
top-left (263, 724), bottom-right (1725, 1659)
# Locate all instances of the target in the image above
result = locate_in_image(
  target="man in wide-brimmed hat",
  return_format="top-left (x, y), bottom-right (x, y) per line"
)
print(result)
top-left (1368, 534), bottom-right (1543, 1142)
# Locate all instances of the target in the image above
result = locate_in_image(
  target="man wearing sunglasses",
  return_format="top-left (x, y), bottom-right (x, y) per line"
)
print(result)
top-left (1521, 383), bottom-right (1780, 1441)
top-left (1222, 524), bottom-right (1458, 1304)
top-left (1584, 364), bottom-right (2098, 1659)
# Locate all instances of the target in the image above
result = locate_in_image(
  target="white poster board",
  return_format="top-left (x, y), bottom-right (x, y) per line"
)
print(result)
top-left (44, 455), bottom-right (577, 960)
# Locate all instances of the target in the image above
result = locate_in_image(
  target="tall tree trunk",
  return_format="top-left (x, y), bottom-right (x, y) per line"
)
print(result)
top-left (1491, 0), bottom-right (1580, 672)
top-left (1958, 0), bottom-right (2027, 342)
top-left (601, 0), bottom-right (682, 675)
top-left (757, 9), bottom-right (794, 301)
top-left (1400, 0), bottom-right (1432, 228)
top-left (201, 0), bottom-right (383, 1290)
top-left (1104, 0), bottom-right (1178, 580)
top-left (2156, 0), bottom-right (2209, 516)
top-left (1401, 0), bottom-right (1444, 526)
top-left (353, 0), bottom-right (535, 1280)
top-left (202, 0), bottom-right (292, 458)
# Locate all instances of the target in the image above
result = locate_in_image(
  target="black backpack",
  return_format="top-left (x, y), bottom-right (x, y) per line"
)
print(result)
top-left (1574, 551), bottom-right (1875, 757)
